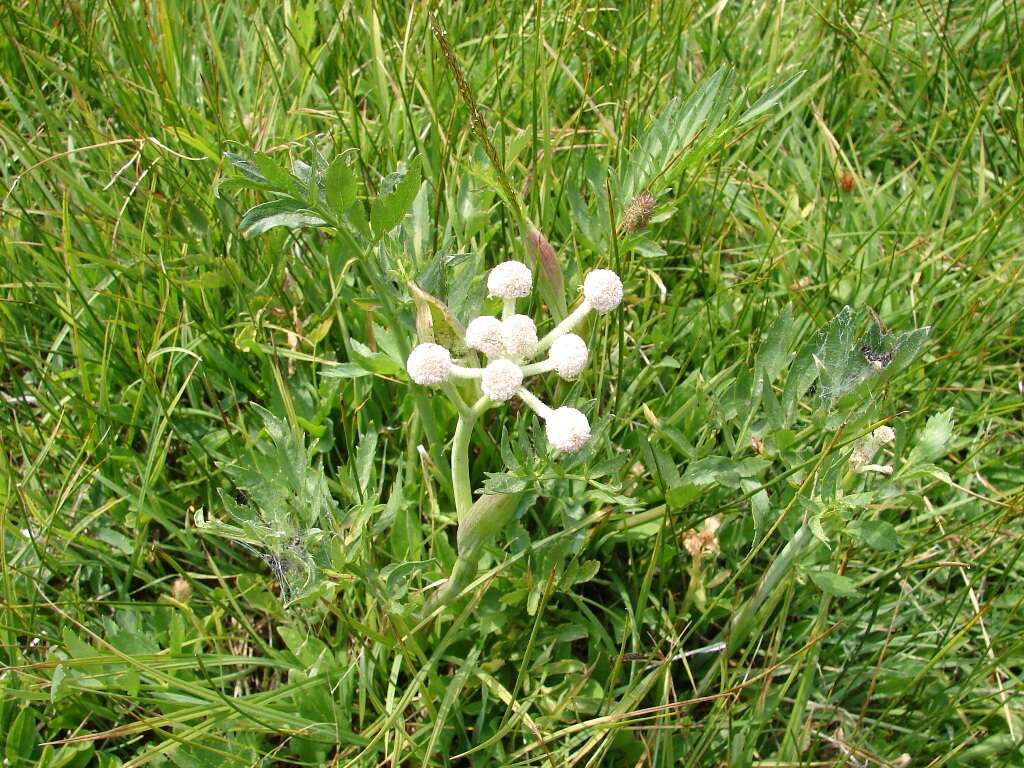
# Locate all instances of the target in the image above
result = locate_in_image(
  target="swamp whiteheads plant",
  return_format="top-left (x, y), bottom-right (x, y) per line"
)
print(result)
top-left (465, 315), bottom-right (505, 357)
top-left (501, 314), bottom-right (538, 358)
top-left (544, 406), bottom-right (592, 454)
top-left (406, 343), bottom-right (453, 385)
top-left (408, 257), bottom-right (625, 608)
top-left (481, 359), bottom-right (523, 402)
top-left (874, 425), bottom-right (896, 445)
top-left (487, 260), bottom-right (533, 299)
top-left (849, 423), bottom-right (897, 474)
top-left (548, 333), bottom-right (589, 379)
top-left (583, 269), bottom-right (624, 313)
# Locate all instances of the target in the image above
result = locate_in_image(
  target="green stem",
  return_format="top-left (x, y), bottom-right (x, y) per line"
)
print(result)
top-left (452, 413), bottom-right (475, 519)
top-left (451, 396), bottom-right (490, 520)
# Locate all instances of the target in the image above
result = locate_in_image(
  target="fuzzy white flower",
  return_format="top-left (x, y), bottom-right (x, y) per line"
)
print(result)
top-left (487, 261), bottom-right (533, 299)
top-left (545, 407), bottom-right (591, 453)
top-left (406, 343), bottom-right (452, 386)
top-left (583, 269), bottom-right (623, 313)
top-left (465, 316), bottom-right (505, 358)
top-left (548, 333), bottom-right (589, 379)
top-left (874, 425), bottom-right (896, 445)
top-left (502, 314), bottom-right (538, 358)
top-left (481, 359), bottom-right (523, 402)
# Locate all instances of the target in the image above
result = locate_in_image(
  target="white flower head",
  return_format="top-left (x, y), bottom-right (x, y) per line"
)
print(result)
top-left (465, 316), bottom-right (505, 358)
top-left (545, 407), bottom-right (591, 453)
top-left (481, 359), bottom-right (523, 402)
top-left (487, 260), bottom-right (533, 299)
top-left (502, 314), bottom-right (538, 358)
top-left (583, 269), bottom-right (623, 313)
top-left (406, 343), bottom-right (452, 386)
top-left (549, 333), bottom-right (588, 379)
top-left (874, 425), bottom-right (896, 445)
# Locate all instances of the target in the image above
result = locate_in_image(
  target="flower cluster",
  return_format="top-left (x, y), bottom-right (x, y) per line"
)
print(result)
top-left (407, 260), bottom-right (623, 453)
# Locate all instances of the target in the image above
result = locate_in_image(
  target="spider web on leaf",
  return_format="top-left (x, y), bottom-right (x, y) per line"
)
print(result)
top-left (195, 405), bottom-right (338, 606)
top-left (789, 306), bottom-right (931, 413)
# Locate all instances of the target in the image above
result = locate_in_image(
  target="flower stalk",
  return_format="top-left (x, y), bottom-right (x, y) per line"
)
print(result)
top-left (406, 259), bottom-right (624, 606)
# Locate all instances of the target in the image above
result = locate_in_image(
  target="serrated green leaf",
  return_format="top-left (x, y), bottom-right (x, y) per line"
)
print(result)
top-left (680, 456), bottom-right (770, 488)
top-left (737, 70), bottom-right (805, 125)
top-left (355, 429), bottom-right (378, 498)
top-left (253, 153), bottom-right (301, 195)
top-left (350, 338), bottom-right (403, 376)
top-left (371, 159), bottom-right (421, 238)
top-left (756, 303), bottom-right (794, 382)
top-left (409, 282), bottom-right (467, 352)
top-left (665, 483), bottom-right (701, 508)
top-left (325, 156), bottom-right (357, 215)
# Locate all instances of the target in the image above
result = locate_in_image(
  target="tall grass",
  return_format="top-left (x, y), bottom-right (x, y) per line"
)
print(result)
top-left (1, 1), bottom-right (1022, 766)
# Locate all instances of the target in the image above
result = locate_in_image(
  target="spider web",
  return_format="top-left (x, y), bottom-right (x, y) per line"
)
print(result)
top-left (799, 306), bottom-right (931, 408)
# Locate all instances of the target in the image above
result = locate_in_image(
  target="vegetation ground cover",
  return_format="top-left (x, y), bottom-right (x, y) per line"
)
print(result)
top-left (1, 1), bottom-right (1022, 765)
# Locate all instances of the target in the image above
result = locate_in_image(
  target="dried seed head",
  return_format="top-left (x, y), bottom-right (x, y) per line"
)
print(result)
top-left (487, 260), bottom-right (533, 299)
top-left (545, 406), bottom-right (591, 453)
top-left (406, 343), bottom-right (452, 386)
top-left (502, 314), bottom-right (538, 358)
top-left (583, 269), bottom-right (624, 313)
top-left (481, 359), bottom-right (523, 402)
top-left (620, 191), bottom-right (656, 233)
top-left (549, 333), bottom-right (589, 379)
top-left (465, 316), bottom-right (505, 358)
top-left (683, 516), bottom-right (722, 560)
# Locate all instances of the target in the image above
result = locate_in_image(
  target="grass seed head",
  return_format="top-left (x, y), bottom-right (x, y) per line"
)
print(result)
top-left (620, 191), bottom-right (656, 233)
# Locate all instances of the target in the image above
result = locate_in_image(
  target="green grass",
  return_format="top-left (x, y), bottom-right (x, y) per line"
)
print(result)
top-left (2, 1), bottom-right (1023, 766)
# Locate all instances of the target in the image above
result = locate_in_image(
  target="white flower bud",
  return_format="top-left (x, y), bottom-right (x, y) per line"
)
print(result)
top-left (548, 333), bottom-right (589, 379)
top-left (487, 261), bottom-right (533, 299)
top-left (502, 314), bottom-right (538, 358)
top-left (406, 343), bottom-right (452, 386)
top-left (545, 406), bottom-right (591, 453)
top-left (481, 359), bottom-right (523, 402)
top-left (873, 425), bottom-right (896, 445)
top-left (583, 269), bottom-right (623, 313)
top-left (465, 316), bottom-right (505, 358)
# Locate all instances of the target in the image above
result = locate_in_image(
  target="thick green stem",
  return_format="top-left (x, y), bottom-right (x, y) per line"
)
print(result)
top-left (452, 411), bottom-right (476, 520)
top-left (450, 396), bottom-right (490, 520)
